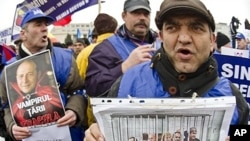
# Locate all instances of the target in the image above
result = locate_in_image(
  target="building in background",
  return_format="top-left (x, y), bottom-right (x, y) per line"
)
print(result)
top-left (215, 22), bottom-right (231, 38)
top-left (50, 22), bottom-right (230, 44)
top-left (50, 23), bottom-right (94, 43)
top-left (0, 22), bottom-right (232, 45)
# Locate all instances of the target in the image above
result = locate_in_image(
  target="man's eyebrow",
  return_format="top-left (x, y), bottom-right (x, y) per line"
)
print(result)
top-left (192, 17), bottom-right (206, 23)
top-left (164, 19), bottom-right (179, 25)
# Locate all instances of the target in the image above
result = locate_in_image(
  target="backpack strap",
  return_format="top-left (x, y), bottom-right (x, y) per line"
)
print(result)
top-left (230, 81), bottom-right (249, 124)
top-left (107, 75), bottom-right (123, 98)
top-left (197, 77), bottom-right (219, 97)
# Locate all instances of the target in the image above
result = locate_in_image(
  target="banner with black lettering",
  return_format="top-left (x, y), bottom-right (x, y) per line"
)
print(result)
top-left (12, 0), bottom-right (99, 40)
top-left (214, 54), bottom-right (250, 104)
top-left (0, 27), bottom-right (12, 45)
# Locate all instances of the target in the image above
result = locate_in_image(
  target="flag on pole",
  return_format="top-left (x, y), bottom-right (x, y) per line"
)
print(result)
top-left (0, 44), bottom-right (16, 64)
top-left (11, 3), bottom-right (28, 41)
top-left (11, 0), bottom-right (100, 41)
top-left (0, 44), bottom-right (16, 74)
top-left (87, 29), bottom-right (92, 42)
top-left (77, 29), bottom-right (82, 38)
top-left (53, 15), bottom-right (72, 26)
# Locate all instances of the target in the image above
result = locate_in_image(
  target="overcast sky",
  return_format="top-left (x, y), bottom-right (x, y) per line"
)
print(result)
top-left (0, 0), bottom-right (249, 31)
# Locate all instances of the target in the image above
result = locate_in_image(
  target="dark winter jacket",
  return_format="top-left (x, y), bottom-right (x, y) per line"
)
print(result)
top-left (85, 24), bottom-right (158, 97)
top-left (110, 48), bottom-right (249, 125)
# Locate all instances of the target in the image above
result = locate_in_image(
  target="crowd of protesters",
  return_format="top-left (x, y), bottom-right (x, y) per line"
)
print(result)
top-left (0, 0), bottom-right (250, 141)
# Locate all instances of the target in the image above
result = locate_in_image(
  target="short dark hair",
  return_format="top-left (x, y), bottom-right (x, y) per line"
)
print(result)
top-left (82, 38), bottom-right (90, 46)
top-left (65, 41), bottom-right (73, 46)
top-left (94, 13), bottom-right (118, 35)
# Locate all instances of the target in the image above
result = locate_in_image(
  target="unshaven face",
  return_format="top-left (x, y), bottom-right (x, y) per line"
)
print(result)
top-left (159, 14), bottom-right (215, 73)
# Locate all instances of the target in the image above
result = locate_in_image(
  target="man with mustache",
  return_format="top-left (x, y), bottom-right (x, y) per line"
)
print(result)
top-left (84, 0), bottom-right (159, 97)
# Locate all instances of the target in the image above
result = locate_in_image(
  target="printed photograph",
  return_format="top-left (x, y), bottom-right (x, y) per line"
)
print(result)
top-left (5, 50), bottom-right (65, 127)
top-left (92, 98), bottom-right (235, 141)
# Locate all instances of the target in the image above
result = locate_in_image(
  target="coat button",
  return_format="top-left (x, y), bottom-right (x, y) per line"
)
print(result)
top-left (207, 65), bottom-right (215, 73)
top-left (169, 86), bottom-right (177, 95)
top-left (178, 74), bottom-right (186, 81)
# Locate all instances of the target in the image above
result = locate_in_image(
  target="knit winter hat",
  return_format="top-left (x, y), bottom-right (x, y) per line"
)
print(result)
top-left (216, 32), bottom-right (230, 49)
top-left (94, 13), bottom-right (118, 35)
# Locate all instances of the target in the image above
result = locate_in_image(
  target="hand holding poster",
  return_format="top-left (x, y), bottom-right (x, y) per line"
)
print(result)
top-left (4, 50), bottom-right (71, 141)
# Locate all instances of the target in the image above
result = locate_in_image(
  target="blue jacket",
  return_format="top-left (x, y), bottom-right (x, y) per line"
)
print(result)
top-left (117, 60), bottom-right (248, 125)
top-left (85, 24), bottom-right (159, 97)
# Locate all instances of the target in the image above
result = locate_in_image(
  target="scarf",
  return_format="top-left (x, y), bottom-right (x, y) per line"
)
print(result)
top-left (151, 47), bottom-right (218, 97)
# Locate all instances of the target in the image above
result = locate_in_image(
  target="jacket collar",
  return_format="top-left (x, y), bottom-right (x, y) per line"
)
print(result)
top-left (96, 33), bottom-right (114, 43)
top-left (116, 24), bottom-right (158, 45)
top-left (151, 47), bottom-right (218, 97)
top-left (17, 41), bottom-right (52, 59)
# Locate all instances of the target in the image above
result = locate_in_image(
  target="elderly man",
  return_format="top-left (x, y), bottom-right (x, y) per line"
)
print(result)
top-left (0, 8), bottom-right (86, 141)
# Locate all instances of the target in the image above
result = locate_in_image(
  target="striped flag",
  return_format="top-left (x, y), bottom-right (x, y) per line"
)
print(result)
top-left (0, 44), bottom-right (16, 64)
top-left (0, 44), bottom-right (16, 74)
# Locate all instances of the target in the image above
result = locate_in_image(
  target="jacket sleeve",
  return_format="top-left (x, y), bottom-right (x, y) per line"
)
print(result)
top-left (85, 40), bottom-right (123, 97)
top-left (0, 69), bottom-right (15, 139)
top-left (62, 56), bottom-right (86, 126)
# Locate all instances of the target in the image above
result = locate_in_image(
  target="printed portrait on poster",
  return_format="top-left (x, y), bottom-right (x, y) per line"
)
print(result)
top-left (5, 50), bottom-right (65, 127)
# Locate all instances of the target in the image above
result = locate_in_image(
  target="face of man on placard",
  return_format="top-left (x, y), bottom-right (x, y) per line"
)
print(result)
top-left (16, 60), bottom-right (39, 94)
